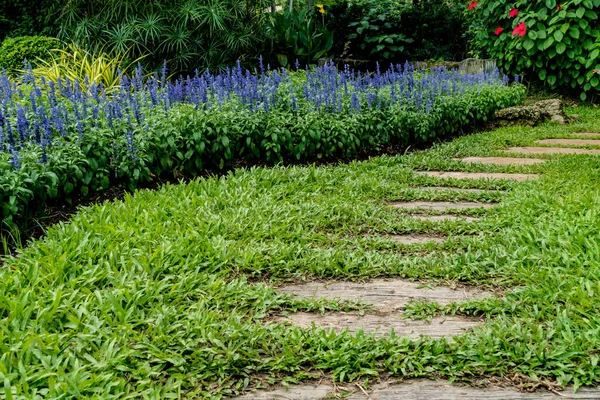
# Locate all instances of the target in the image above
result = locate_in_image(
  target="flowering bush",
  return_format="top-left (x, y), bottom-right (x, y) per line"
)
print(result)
top-left (0, 62), bottom-right (524, 231)
top-left (468, 0), bottom-right (600, 99)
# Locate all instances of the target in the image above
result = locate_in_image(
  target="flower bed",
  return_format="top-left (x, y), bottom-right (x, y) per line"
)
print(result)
top-left (0, 62), bottom-right (525, 229)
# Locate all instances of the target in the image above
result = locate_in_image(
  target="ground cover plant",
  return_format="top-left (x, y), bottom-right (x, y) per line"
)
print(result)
top-left (1, 105), bottom-right (600, 398)
top-left (0, 62), bottom-right (524, 236)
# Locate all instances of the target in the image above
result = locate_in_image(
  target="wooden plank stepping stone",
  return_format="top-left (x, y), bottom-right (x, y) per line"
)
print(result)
top-left (276, 312), bottom-right (480, 338)
top-left (387, 234), bottom-right (446, 245)
top-left (417, 186), bottom-right (496, 193)
top-left (455, 157), bottom-right (546, 165)
top-left (233, 379), bottom-right (600, 399)
top-left (412, 214), bottom-right (481, 223)
top-left (571, 132), bottom-right (600, 137)
top-left (416, 171), bottom-right (538, 181)
top-left (391, 201), bottom-right (495, 211)
top-left (536, 138), bottom-right (600, 146)
top-left (275, 279), bottom-right (492, 338)
top-left (505, 146), bottom-right (600, 155)
top-left (278, 279), bottom-right (490, 310)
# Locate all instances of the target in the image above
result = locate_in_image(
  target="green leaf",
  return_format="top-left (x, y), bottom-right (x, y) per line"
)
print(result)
top-left (528, 31), bottom-right (539, 40)
top-left (576, 7), bottom-right (586, 18)
top-left (556, 42), bottom-right (567, 54)
top-left (543, 37), bottom-right (555, 50)
top-left (524, 39), bottom-right (535, 51)
top-left (554, 31), bottom-right (564, 42)
top-left (546, 0), bottom-right (556, 8)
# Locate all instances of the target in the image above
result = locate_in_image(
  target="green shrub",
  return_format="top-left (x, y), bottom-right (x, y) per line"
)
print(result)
top-left (0, 0), bottom-right (58, 38)
top-left (468, 0), bottom-right (600, 100)
top-left (267, 8), bottom-right (334, 67)
top-left (0, 36), bottom-right (59, 73)
top-left (55, 0), bottom-right (274, 74)
top-left (329, 0), bottom-right (468, 62)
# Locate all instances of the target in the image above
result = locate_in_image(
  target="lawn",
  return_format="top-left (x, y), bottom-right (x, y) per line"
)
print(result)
top-left (1, 105), bottom-right (600, 398)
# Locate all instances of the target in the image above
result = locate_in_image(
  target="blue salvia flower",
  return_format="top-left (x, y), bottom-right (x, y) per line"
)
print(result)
top-left (9, 144), bottom-right (20, 169)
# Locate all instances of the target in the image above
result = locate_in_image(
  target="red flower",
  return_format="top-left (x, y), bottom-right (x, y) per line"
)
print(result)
top-left (509, 8), bottom-right (519, 17)
top-left (556, 3), bottom-right (562, 10)
top-left (512, 22), bottom-right (526, 37)
top-left (468, 1), bottom-right (477, 10)
top-left (494, 27), bottom-right (504, 36)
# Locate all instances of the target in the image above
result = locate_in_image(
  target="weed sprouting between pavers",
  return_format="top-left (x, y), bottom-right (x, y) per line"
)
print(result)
top-left (1, 107), bottom-right (600, 397)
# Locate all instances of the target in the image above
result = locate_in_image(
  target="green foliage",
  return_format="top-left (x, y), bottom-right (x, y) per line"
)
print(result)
top-left (347, 0), bottom-right (413, 60)
top-left (2, 106), bottom-right (600, 396)
top-left (468, 0), bottom-right (600, 99)
top-left (55, 0), bottom-right (274, 73)
top-left (0, 36), bottom-right (60, 73)
top-left (268, 9), bottom-right (334, 67)
top-left (0, 0), bottom-right (58, 38)
top-left (331, 0), bottom-right (468, 62)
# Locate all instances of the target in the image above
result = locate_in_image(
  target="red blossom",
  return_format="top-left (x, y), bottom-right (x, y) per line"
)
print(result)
top-left (556, 3), bottom-right (562, 10)
top-left (495, 26), bottom-right (504, 36)
top-left (468, 1), bottom-right (477, 10)
top-left (509, 8), bottom-right (519, 17)
top-left (512, 22), bottom-right (526, 37)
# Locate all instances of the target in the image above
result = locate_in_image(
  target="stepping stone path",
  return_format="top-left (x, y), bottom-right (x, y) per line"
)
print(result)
top-left (415, 171), bottom-right (538, 181)
top-left (233, 379), bottom-right (600, 399)
top-left (455, 156), bottom-right (546, 165)
top-left (505, 146), bottom-right (600, 155)
top-left (536, 138), bottom-right (600, 146)
top-left (240, 132), bottom-right (600, 399)
top-left (274, 279), bottom-right (492, 338)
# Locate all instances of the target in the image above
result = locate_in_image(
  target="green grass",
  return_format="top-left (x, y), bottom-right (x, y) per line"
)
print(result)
top-left (2, 106), bottom-right (600, 398)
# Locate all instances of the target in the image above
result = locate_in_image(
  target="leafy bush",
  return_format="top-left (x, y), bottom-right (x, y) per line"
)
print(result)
top-left (55, 0), bottom-right (274, 73)
top-left (468, 0), bottom-right (600, 99)
top-left (329, 0), bottom-right (468, 62)
top-left (0, 0), bottom-right (58, 38)
top-left (268, 8), bottom-right (334, 67)
top-left (0, 63), bottom-right (524, 233)
top-left (0, 36), bottom-right (59, 73)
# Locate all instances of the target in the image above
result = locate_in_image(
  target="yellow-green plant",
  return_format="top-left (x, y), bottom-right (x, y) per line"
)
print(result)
top-left (33, 44), bottom-right (141, 90)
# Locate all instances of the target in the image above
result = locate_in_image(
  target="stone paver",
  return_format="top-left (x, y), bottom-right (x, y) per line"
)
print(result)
top-left (455, 157), bottom-right (546, 165)
top-left (275, 280), bottom-right (492, 339)
top-left (233, 379), bottom-right (600, 399)
top-left (505, 147), bottom-right (600, 155)
top-left (412, 214), bottom-right (481, 223)
top-left (388, 234), bottom-right (446, 245)
top-left (391, 201), bottom-right (495, 211)
top-left (416, 186), bottom-right (504, 194)
top-left (416, 171), bottom-right (538, 181)
top-left (571, 132), bottom-right (600, 137)
top-left (275, 313), bottom-right (480, 338)
top-left (536, 139), bottom-right (600, 146)
top-left (278, 279), bottom-right (490, 310)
